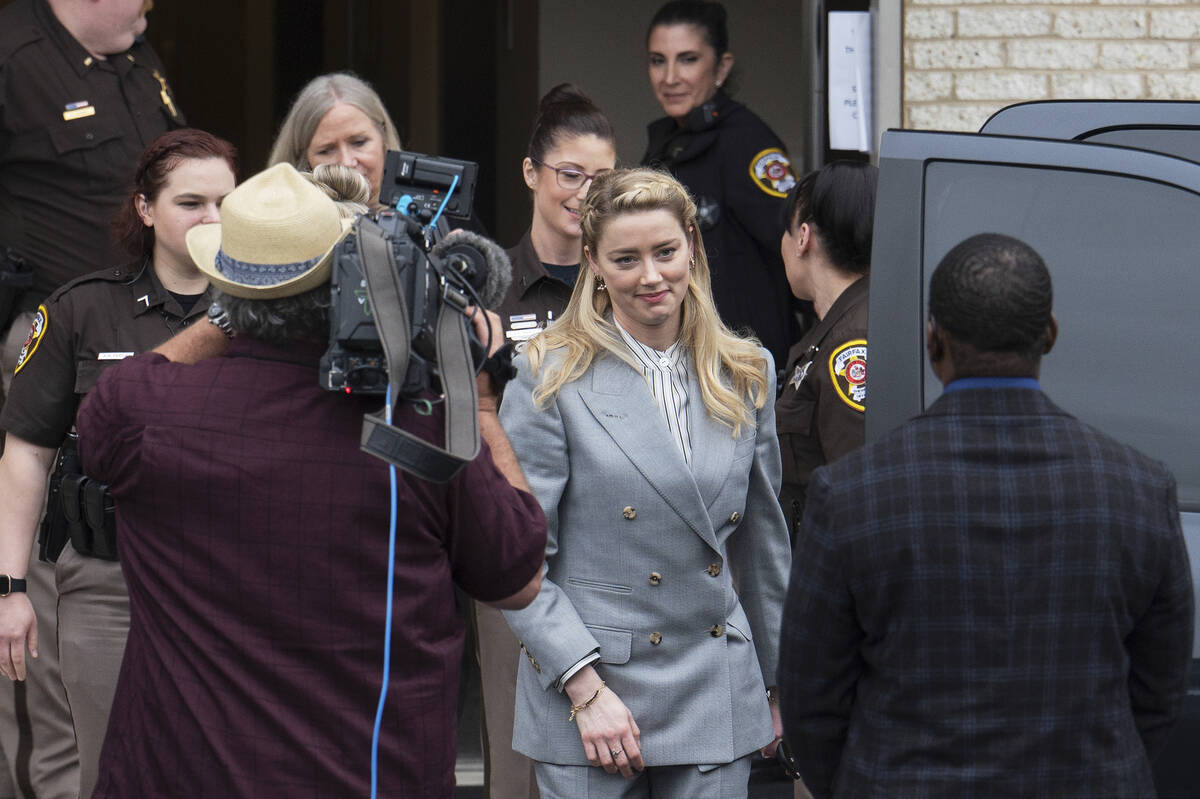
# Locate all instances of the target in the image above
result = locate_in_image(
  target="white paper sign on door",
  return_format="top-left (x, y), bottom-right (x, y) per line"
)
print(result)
top-left (828, 11), bottom-right (872, 153)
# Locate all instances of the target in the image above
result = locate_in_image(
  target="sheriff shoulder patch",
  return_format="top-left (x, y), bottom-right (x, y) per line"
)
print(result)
top-left (748, 148), bottom-right (796, 198)
top-left (828, 339), bottom-right (867, 412)
top-left (13, 305), bottom-right (48, 375)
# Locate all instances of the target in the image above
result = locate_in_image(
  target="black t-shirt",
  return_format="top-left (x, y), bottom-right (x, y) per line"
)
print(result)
top-left (0, 0), bottom-right (185, 314)
top-left (541, 262), bottom-right (578, 286)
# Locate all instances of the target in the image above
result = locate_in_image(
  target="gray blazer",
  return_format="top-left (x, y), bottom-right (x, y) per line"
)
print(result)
top-left (500, 346), bottom-right (792, 766)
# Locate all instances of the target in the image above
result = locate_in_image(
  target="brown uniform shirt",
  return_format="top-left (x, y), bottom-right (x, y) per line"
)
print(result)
top-left (0, 263), bottom-right (209, 448)
top-left (0, 0), bottom-right (184, 314)
top-left (776, 276), bottom-right (869, 539)
top-left (497, 230), bottom-right (574, 343)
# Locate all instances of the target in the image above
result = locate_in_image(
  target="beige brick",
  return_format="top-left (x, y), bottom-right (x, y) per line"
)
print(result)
top-left (1100, 41), bottom-right (1189, 69)
top-left (958, 8), bottom-right (1052, 38)
top-left (905, 104), bottom-right (1000, 132)
top-left (1008, 40), bottom-right (1098, 69)
top-left (906, 9), bottom-right (954, 39)
top-left (1150, 10), bottom-right (1200, 38)
top-left (1050, 72), bottom-right (1146, 99)
top-left (910, 40), bottom-right (1006, 70)
top-left (907, 0), bottom-right (997, 5)
top-left (1055, 9), bottom-right (1146, 38)
top-left (1192, 42), bottom-right (1200, 67)
top-left (1101, 0), bottom-right (1186, 5)
top-left (1146, 72), bottom-right (1200, 99)
top-left (955, 72), bottom-right (1048, 101)
top-left (905, 72), bottom-right (954, 102)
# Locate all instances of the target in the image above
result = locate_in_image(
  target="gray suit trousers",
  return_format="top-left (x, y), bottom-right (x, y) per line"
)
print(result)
top-left (535, 756), bottom-right (752, 799)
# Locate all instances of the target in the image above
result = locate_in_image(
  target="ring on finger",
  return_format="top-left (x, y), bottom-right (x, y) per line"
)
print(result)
top-left (610, 748), bottom-right (622, 759)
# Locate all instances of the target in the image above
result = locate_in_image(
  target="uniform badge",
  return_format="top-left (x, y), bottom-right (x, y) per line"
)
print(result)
top-left (828, 339), bottom-right (867, 412)
top-left (696, 195), bottom-right (721, 231)
top-left (505, 312), bottom-right (543, 342)
top-left (152, 69), bottom-right (180, 120)
top-left (13, 305), bottom-right (48, 375)
top-left (749, 148), bottom-right (797, 198)
top-left (789, 359), bottom-right (812, 391)
top-left (61, 101), bottom-right (95, 121)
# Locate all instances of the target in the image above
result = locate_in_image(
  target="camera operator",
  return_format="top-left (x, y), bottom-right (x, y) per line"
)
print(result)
top-left (72, 163), bottom-right (547, 798)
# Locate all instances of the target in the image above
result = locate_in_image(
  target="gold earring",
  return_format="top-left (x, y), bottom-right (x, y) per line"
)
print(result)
top-left (689, 255), bottom-right (696, 269)
top-left (595, 278), bottom-right (607, 291)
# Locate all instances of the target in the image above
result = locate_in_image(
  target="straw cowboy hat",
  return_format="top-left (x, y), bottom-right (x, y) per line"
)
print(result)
top-left (188, 162), bottom-right (348, 299)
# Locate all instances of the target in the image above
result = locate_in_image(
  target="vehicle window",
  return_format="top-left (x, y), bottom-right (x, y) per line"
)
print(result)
top-left (921, 162), bottom-right (1200, 507)
top-left (1084, 129), bottom-right (1200, 165)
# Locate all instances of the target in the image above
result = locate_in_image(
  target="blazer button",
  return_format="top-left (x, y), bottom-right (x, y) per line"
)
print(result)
top-left (728, 511), bottom-right (741, 524)
top-left (706, 563), bottom-right (721, 577)
top-left (649, 572), bottom-right (662, 586)
top-left (650, 632), bottom-right (663, 645)
top-left (710, 624), bottom-right (725, 638)
top-left (622, 506), bottom-right (637, 520)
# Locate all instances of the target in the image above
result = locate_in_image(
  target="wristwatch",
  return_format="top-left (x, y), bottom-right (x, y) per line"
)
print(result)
top-left (207, 301), bottom-right (235, 339)
top-left (0, 576), bottom-right (27, 597)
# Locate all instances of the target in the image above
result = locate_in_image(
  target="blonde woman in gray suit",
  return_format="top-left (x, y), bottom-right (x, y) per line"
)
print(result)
top-left (499, 168), bottom-right (791, 798)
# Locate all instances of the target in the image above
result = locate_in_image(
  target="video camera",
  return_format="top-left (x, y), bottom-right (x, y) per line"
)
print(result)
top-left (318, 150), bottom-right (512, 482)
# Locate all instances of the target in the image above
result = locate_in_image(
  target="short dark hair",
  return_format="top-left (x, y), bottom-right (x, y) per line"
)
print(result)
top-left (216, 286), bottom-right (330, 346)
top-left (782, 161), bottom-right (877, 276)
top-left (527, 83), bottom-right (615, 163)
top-left (114, 129), bottom-right (239, 259)
top-left (648, 1), bottom-right (729, 58)
top-left (929, 233), bottom-right (1053, 364)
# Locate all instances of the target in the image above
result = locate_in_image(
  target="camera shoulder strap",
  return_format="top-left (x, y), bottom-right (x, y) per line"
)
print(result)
top-left (356, 216), bottom-right (480, 482)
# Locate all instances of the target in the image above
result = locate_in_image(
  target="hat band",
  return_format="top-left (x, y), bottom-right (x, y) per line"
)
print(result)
top-left (214, 248), bottom-right (323, 287)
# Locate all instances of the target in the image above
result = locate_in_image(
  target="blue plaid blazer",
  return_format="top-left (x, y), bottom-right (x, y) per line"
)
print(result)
top-left (779, 387), bottom-right (1194, 799)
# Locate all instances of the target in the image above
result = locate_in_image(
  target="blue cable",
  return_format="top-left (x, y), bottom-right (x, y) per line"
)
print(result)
top-left (370, 171), bottom-right (459, 793)
top-left (427, 174), bottom-right (460, 231)
top-left (370, 387), bottom-right (399, 798)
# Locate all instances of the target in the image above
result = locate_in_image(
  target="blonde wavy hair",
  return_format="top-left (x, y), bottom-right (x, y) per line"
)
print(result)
top-left (525, 167), bottom-right (769, 435)
top-left (302, 163), bottom-right (371, 219)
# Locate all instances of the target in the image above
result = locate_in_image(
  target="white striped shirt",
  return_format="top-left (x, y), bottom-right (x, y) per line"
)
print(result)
top-left (615, 322), bottom-right (693, 465)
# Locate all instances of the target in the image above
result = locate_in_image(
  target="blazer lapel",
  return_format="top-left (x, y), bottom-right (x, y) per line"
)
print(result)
top-left (579, 355), bottom-right (721, 553)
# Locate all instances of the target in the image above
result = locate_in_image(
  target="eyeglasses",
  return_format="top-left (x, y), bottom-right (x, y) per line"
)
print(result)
top-left (531, 158), bottom-right (608, 191)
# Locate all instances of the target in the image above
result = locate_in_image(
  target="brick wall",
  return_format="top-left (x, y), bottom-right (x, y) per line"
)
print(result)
top-left (903, 1), bottom-right (1200, 131)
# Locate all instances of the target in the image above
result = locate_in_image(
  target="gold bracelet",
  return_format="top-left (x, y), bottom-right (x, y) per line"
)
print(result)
top-left (567, 682), bottom-right (606, 722)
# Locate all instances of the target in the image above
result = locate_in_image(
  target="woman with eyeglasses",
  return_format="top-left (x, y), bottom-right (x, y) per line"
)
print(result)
top-left (496, 84), bottom-right (617, 344)
top-left (479, 82), bottom-right (617, 799)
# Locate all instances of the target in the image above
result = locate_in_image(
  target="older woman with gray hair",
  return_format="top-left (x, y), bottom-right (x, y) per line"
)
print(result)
top-left (268, 72), bottom-right (402, 206)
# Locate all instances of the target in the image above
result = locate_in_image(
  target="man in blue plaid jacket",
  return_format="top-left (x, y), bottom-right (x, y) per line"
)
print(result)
top-left (778, 232), bottom-right (1194, 799)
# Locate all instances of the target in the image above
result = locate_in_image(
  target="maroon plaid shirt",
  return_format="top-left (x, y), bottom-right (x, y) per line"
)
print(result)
top-left (77, 338), bottom-right (545, 798)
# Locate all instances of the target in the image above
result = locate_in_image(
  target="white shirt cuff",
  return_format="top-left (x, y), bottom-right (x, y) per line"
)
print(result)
top-left (555, 650), bottom-right (600, 692)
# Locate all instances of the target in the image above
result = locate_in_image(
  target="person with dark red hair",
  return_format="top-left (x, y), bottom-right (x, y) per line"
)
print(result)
top-left (0, 128), bottom-right (236, 798)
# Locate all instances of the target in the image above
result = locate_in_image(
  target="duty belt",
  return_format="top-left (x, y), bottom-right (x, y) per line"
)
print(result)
top-left (39, 433), bottom-right (118, 562)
